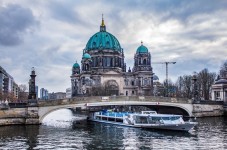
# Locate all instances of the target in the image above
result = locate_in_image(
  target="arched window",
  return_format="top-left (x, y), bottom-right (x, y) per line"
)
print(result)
top-left (143, 59), bottom-right (147, 65)
top-left (85, 64), bottom-right (89, 71)
top-left (131, 80), bottom-right (135, 86)
top-left (125, 79), bottom-right (128, 86)
top-left (144, 78), bottom-right (148, 85)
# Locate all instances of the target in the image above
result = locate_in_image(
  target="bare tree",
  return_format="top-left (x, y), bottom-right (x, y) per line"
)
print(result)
top-left (220, 60), bottom-right (227, 78)
top-left (175, 69), bottom-right (216, 100)
top-left (18, 84), bottom-right (28, 101)
top-left (91, 86), bottom-right (106, 96)
top-left (175, 75), bottom-right (193, 98)
top-left (197, 69), bottom-right (216, 100)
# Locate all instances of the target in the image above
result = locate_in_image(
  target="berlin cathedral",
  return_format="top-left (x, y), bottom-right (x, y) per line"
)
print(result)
top-left (71, 17), bottom-right (154, 97)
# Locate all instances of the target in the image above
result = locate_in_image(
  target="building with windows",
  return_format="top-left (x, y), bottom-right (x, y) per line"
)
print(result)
top-left (0, 66), bottom-right (18, 99)
top-left (211, 64), bottom-right (227, 103)
top-left (71, 17), bottom-right (154, 97)
top-left (40, 88), bottom-right (48, 100)
top-left (66, 88), bottom-right (72, 98)
top-left (35, 86), bottom-right (39, 98)
top-left (49, 92), bottom-right (66, 100)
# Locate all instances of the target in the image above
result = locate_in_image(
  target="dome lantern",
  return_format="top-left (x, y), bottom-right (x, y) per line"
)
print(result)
top-left (100, 14), bottom-right (106, 32)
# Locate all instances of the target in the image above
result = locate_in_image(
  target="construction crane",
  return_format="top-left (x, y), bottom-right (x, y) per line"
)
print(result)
top-left (152, 61), bottom-right (176, 96)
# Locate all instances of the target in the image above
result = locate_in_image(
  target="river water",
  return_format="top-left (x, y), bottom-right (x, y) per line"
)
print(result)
top-left (0, 109), bottom-right (227, 150)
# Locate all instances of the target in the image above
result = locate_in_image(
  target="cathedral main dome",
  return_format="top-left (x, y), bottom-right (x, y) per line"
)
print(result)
top-left (85, 17), bottom-right (122, 52)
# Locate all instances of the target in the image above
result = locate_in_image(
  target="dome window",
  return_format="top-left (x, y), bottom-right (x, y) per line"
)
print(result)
top-left (92, 42), bottom-right (96, 47)
top-left (106, 41), bottom-right (110, 48)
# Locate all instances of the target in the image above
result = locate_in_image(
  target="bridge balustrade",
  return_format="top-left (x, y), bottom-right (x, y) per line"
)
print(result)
top-left (37, 96), bottom-right (192, 107)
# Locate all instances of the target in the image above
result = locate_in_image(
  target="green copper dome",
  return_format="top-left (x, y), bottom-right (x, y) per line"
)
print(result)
top-left (73, 62), bottom-right (80, 68)
top-left (85, 31), bottom-right (122, 52)
top-left (83, 53), bottom-right (91, 59)
top-left (136, 44), bottom-right (148, 53)
top-left (85, 17), bottom-right (122, 52)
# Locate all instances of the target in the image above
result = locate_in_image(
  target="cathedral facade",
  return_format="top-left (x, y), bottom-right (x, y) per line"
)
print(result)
top-left (71, 18), bottom-right (154, 97)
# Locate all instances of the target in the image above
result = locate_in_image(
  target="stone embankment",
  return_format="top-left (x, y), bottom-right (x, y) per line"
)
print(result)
top-left (0, 106), bottom-right (39, 126)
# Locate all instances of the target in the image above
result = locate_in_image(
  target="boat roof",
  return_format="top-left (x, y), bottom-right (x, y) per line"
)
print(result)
top-left (99, 111), bottom-right (182, 117)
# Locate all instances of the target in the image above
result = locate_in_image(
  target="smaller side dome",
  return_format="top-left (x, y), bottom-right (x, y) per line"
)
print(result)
top-left (73, 62), bottom-right (80, 68)
top-left (136, 43), bottom-right (148, 53)
top-left (215, 79), bottom-right (227, 84)
top-left (153, 75), bottom-right (159, 81)
top-left (83, 53), bottom-right (91, 59)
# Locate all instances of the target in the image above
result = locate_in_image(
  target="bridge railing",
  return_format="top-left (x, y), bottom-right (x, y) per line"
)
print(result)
top-left (38, 96), bottom-right (193, 106)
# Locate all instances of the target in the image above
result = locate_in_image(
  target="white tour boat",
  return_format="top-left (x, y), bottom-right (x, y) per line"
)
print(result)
top-left (89, 110), bottom-right (197, 132)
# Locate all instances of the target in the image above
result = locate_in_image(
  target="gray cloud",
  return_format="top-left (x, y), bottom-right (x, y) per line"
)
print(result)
top-left (0, 4), bottom-right (38, 46)
top-left (0, 0), bottom-right (227, 92)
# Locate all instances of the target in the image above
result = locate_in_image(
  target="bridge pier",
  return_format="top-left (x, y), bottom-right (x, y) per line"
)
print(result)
top-left (0, 107), bottom-right (40, 126)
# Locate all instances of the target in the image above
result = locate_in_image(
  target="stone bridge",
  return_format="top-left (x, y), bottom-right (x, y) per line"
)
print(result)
top-left (36, 96), bottom-right (223, 123)
top-left (0, 96), bottom-right (224, 125)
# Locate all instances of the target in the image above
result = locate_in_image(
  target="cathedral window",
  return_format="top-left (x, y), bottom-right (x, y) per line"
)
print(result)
top-left (143, 59), bottom-right (147, 65)
top-left (132, 91), bottom-right (134, 95)
top-left (85, 64), bottom-right (89, 71)
top-left (110, 58), bottom-right (113, 67)
top-left (131, 80), bottom-right (135, 86)
top-left (125, 79), bottom-right (128, 86)
top-left (144, 78), bottom-right (148, 85)
top-left (107, 57), bottom-right (111, 67)
top-left (103, 57), bottom-right (107, 67)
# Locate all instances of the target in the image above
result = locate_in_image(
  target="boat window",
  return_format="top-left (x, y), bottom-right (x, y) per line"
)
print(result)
top-left (148, 117), bottom-right (161, 124)
top-left (170, 116), bottom-right (181, 121)
top-left (162, 117), bottom-right (170, 120)
top-left (135, 116), bottom-right (148, 124)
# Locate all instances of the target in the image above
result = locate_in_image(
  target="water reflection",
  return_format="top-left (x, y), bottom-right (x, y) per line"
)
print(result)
top-left (0, 125), bottom-right (39, 150)
top-left (0, 114), bottom-right (227, 149)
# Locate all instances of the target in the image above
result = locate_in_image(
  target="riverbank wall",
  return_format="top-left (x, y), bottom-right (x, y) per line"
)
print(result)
top-left (0, 107), bottom-right (40, 126)
top-left (192, 103), bottom-right (224, 117)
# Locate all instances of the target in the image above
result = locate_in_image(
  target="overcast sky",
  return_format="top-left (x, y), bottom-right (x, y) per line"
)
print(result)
top-left (0, 0), bottom-right (227, 93)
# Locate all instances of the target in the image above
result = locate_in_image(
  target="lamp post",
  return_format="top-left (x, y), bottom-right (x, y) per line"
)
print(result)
top-left (192, 72), bottom-right (199, 103)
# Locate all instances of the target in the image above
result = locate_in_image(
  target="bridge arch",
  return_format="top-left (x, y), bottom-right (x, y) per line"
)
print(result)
top-left (38, 105), bottom-right (81, 123)
top-left (84, 101), bottom-right (193, 117)
top-left (38, 101), bottom-right (194, 123)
